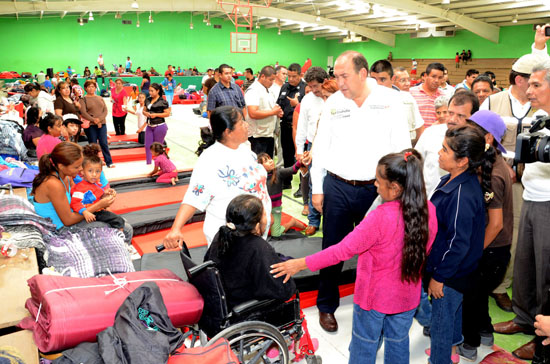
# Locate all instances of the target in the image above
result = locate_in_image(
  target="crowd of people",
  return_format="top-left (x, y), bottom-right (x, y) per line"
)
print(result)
top-left (11, 22), bottom-right (550, 364)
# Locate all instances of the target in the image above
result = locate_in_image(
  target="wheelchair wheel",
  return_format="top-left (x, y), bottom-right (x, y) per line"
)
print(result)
top-left (207, 320), bottom-right (289, 364)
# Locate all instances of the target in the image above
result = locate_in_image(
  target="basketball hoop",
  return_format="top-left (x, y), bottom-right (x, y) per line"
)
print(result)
top-left (218, 0), bottom-right (271, 53)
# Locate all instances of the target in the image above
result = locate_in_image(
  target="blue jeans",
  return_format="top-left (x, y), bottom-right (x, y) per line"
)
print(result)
top-left (349, 304), bottom-right (415, 364)
top-left (305, 142), bottom-right (321, 228)
top-left (84, 124), bottom-right (112, 166)
top-left (415, 287), bottom-right (432, 327)
top-left (429, 285), bottom-right (464, 364)
top-left (165, 92), bottom-right (174, 107)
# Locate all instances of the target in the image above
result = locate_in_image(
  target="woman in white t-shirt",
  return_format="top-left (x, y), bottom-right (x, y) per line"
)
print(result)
top-left (127, 92), bottom-right (147, 145)
top-left (163, 105), bottom-right (272, 247)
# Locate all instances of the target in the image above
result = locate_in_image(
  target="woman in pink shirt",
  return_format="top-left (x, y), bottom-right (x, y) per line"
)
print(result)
top-left (36, 113), bottom-right (63, 159)
top-left (272, 150), bottom-right (438, 364)
top-left (111, 78), bottom-right (128, 135)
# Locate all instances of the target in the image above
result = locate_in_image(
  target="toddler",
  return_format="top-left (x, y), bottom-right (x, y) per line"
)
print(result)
top-left (148, 142), bottom-right (178, 185)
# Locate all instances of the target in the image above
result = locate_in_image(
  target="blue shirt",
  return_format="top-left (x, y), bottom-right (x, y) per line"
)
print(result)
top-left (425, 170), bottom-right (485, 292)
top-left (207, 82), bottom-right (246, 111)
top-left (161, 78), bottom-right (176, 93)
top-left (126, 60), bottom-right (131, 69)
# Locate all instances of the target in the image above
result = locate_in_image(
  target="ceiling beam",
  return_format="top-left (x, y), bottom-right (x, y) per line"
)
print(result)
top-left (0, 0), bottom-right (396, 46)
top-left (370, 0), bottom-right (499, 43)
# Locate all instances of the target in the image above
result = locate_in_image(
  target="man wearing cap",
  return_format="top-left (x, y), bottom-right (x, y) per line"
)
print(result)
top-left (459, 110), bottom-right (512, 362)
top-left (482, 26), bottom-right (550, 313)
top-left (493, 52), bottom-right (550, 362)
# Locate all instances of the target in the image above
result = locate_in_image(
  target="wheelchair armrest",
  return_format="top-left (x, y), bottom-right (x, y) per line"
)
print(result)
top-left (232, 299), bottom-right (279, 316)
top-left (188, 260), bottom-right (217, 278)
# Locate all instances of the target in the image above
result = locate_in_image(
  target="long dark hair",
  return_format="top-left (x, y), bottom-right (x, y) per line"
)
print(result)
top-left (150, 142), bottom-right (169, 159)
top-left (257, 153), bottom-right (278, 184)
top-left (26, 106), bottom-right (40, 126)
top-left (150, 83), bottom-right (164, 97)
top-left (467, 121), bottom-right (498, 203)
top-left (39, 113), bottom-right (62, 134)
top-left (445, 125), bottom-right (492, 199)
top-left (212, 195), bottom-right (263, 258)
top-left (32, 142), bottom-right (82, 195)
top-left (196, 106), bottom-right (242, 156)
top-left (378, 149), bottom-right (429, 283)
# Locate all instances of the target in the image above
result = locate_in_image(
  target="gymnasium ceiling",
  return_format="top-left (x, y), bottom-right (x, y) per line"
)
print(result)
top-left (1, 0), bottom-right (549, 46)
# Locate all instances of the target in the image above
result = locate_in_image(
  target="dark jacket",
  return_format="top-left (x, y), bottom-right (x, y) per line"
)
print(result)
top-left (277, 80), bottom-right (306, 127)
top-left (425, 170), bottom-right (485, 293)
top-left (205, 233), bottom-right (296, 309)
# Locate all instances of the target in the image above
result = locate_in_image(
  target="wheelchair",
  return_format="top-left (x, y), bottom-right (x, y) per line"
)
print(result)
top-left (178, 241), bottom-right (322, 364)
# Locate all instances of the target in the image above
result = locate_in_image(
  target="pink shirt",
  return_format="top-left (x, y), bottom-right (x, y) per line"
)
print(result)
top-left (36, 134), bottom-right (62, 159)
top-left (409, 85), bottom-right (442, 128)
top-left (111, 88), bottom-right (127, 117)
top-left (306, 200), bottom-right (438, 314)
top-left (154, 154), bottom-right (176, 174)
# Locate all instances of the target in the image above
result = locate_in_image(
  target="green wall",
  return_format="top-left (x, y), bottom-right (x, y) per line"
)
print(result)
top-left (0, 13), bottom-right (327, 75)
top-left (0, 11), bottom-right (540, 75)
top-left (327, 24), bottom-right (536, 66)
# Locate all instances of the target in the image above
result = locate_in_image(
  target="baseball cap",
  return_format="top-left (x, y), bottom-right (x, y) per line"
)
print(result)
top-left (512, 53), bottom-right (547, 74)
top-left (62, 113), bottom-right (82, 126)
top-left (469, 110), bottom-right (507, 153)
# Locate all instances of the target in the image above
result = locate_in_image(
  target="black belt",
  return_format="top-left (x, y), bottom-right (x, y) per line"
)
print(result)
top-left (328, 171), bottom-right (375, 186)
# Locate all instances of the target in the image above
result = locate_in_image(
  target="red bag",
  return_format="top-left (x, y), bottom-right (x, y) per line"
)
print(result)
top-left (168, 338), bottom-right (239, 364)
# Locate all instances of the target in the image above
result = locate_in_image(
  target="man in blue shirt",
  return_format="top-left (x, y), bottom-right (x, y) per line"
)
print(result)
top-left (125, 57), bottom-right (132, 73)
top-left (161, 73), bottom-right (176, 107)
top-left (207, 64), bottom-right (246, 119)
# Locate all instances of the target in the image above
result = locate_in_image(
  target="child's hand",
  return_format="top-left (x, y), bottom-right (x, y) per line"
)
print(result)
top-left (302, 151), bottom-right (312, 166)
top-left (83, 210), bottom-right (96, 223)
top-left (100, 194), bottom-right (115, 208)
top-left (104, 188), bottom-right (116, 198)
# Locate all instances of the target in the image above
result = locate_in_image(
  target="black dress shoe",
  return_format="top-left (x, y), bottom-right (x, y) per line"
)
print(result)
top-left (319, 312), bottom-right (338, 332)
top-left (492, 292), bottom-right (513, 312)
top-left (293, 189), bottom-right (302, 198)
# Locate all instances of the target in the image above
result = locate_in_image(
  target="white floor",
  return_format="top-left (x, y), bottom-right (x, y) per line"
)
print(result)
top-left (102, 103), bottom-right (502, 364)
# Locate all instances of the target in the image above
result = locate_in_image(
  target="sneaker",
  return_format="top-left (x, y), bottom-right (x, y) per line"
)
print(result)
top-left (457, 343), bottom-right (477, 362)
top-left (480, 332), bottom-right (494, 347)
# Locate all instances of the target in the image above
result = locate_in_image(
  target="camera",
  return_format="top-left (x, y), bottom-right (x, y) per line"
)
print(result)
top-left (515, 115), bottom-right (550, 163)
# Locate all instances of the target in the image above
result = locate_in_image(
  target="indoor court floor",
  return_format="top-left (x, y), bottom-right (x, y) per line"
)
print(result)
top-left (103, 99), bottom-right (532, 364)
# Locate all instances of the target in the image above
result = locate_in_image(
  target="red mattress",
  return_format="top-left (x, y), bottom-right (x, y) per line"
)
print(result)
top-left (107, 133), bottom-right (139, 142)
top-left (111, 185), bottom-right (188, 215)
top-left (172, 98), bottom-right (202, 105)
top-left (132, 223), bottom-right (207, 255)
top-left (19, 269), bottom-right (203, 352)
top-left (101, 147), bottom-right (145, 163)
top-left (131, 212), bottom-right (298, 255)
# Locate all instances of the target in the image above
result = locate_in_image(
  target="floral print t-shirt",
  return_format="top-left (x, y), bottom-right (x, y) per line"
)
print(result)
top-left (183, 142), bottom-right (271, 245)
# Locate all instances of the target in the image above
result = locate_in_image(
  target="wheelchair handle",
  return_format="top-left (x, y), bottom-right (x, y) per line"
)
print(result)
top-left (155, 244), bottom-right (166, 252)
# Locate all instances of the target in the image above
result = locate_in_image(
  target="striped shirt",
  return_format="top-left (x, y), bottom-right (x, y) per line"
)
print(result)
top-left (409, 85), bottom-right (442, 127)
top-left (207, 81), bottom-right (246, 111)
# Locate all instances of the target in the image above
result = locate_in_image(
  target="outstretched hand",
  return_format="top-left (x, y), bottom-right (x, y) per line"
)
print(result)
top-left (270, 258), bottom-right (308, 283)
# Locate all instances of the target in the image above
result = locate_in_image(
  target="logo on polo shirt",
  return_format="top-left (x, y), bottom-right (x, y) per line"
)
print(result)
top-left (330, 108), bottom-right (351, 118)
top-left (369, 104), bottom-right (390, 110)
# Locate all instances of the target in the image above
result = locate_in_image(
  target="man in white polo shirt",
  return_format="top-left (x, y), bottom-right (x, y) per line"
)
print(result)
top-left (311, 51), bottom-right (411, 332)
top-left (245, 65), bottom-right (283, 157)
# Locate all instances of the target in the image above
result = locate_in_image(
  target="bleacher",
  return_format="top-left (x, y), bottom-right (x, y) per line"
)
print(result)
top-left (390, 58), bottom-right (518, 88)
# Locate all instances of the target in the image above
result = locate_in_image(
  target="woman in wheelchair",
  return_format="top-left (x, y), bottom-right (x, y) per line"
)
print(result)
top-left (271, 150), bottom-right (439, 364)
top-left (204, 194), bottom-right (296, 310)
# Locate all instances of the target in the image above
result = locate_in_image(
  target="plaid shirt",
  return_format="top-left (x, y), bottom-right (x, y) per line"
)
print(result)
top-left (410, 85), bottom-right (442, 128)
top-left (207, 81), bottom-right (246, 111)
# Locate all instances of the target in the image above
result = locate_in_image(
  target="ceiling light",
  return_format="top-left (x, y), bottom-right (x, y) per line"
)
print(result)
top-left (88, 11), bottom-right (94, 21)
top-left (136, 20), bottom-right (140, 27)
top-left (441, 0), bottom-right (450, 4)
top-left (316, 9), bottom-right (321, 22)
top-left (313, 35), bottom-right (317, 40)
top-left (131, 1), bottom-right (139, 9)
top-left (256, 22), bottom-right (260, 29)
top-left (149, 11), bottom-right (153, 23)
top-left (190, 22), bottom-right (194, 29)
top-left (278, 28), bottom-right (281, 35)
top-left (79, 17), bottom-right (84, 26)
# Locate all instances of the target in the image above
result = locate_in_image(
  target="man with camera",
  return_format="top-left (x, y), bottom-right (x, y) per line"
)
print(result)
top-left (494, 57), bottom-right (550, 361)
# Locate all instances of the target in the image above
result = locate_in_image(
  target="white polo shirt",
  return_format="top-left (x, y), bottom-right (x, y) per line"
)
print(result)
top-left (245, 80), bottom-right (277, 138)
top-left (295, 92), bottom-right (325, 154)
top-left (414, 123), bottom-right (448, 197)
top-left (311, 78), bottom-right (411, 194)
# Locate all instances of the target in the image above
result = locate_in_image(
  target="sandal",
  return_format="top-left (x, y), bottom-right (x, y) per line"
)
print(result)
top-left (424, 348), bottom-right (460, 364)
